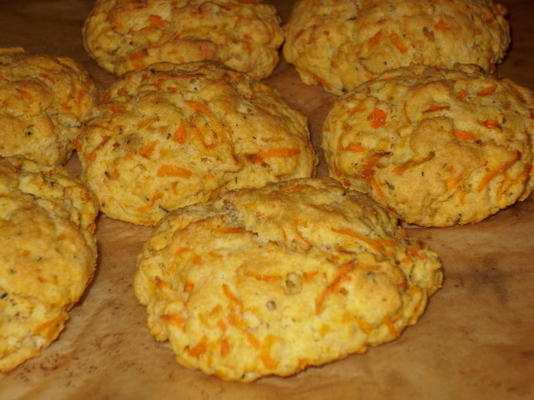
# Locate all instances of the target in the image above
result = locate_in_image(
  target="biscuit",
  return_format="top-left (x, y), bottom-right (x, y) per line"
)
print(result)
top-left (134, 178), bottom-right (443, 382)
top-left (78, 61), bottom-right (316, 226)
top-left (322, 65), bottom-right (534, 226)
top-left (0, 157), bottom-right (98, 372)
top-left (283, 0), bottom-right (510, 95)
top-left (83, 0), bottom-right (284, 78)
top-left (0, 48), bottom-right (97, 165)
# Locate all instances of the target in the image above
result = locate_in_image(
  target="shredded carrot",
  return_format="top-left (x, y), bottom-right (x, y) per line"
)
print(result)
top-left (243, 270), bottom-right (282, 282)
top-left (185, 100), bottom-right (210, 114)
top-left (477, 153), bottom-right (519, 191)
top-left (480, 119), bottom-right (501, 129)
top-left (434, 19), bottom-right (447, 30)
top-left (156, 165), bottom-right (192, 178)
top-left (155, 277), bottom-right (170, 288)
top-left (129, 50), bottom-right (147, 62)
top-left (220, 338), bottom-right (230, 357)
top-left (161, 314), bottom-right (187, 328)
top-left (260, 335), bottom-right (279, 369)
top-left (222, 284), bottom-right (242, 307)
top-left (173, 123), bottom-right (186, 144)
top-left (192, 254), bottom-right (202, 264)
top-left (423, 105), bottom-right (450, 113)
top-left (344, 142), bottom-right (366, 152)
top-left (139, 141), bottom-right (157, 158)
top-left (477, 84), bottom-right (497, 96)
top-left (248, 148), bottom-right (300, 164)
top-left (453, 130), bottom-right (476, 141)
top-left (315, 262), bottom-right (355, 314)
top-left (384, 316), bottom-right (399, 338)
top-left (188, 336), bottom-right (207, 358)
top-left (215, 227), bottom-right (245, 234)
top-left (34, 316), bottom-right (62, 336)
top-left (246, 332), bottom-right (261, 349)
top-left (174, 247), bottom-right (191, 257)
top-left (283, 184), bottom-right (311, 193)
top-left (303, 271), bottom-right (319, 281)
top-left (16, 88), bottom-right (33, 101)
top-left (361, 152), bottom-right (389, 180)
top-left (367, 108), bottom-right (387, 128)
top-left (184, 281), bottom-right (194, 292)
top-left (371, 177), bottom-right (387, 201)
top-left (368, 30), bottom-right (382, 47)
top-left (389, 32), bottom-right (407, 54)
top-left (331, 227), bottom-right (395, 252)
top-left (217, 320), bottom-right (227, 332)
top-left (457, 89), bottom-right (468, 100)
top-left (148, 14), bottom-right (166, 27)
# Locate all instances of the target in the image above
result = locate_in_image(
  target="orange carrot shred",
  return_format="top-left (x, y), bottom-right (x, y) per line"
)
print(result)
top-left (156, 165), bottom-right (192, 178)
top-left (457, 89), bottom-right (468, 99)
top-left (173, 123), bottom-right (186, 144)
top-left (480, 119), bottom-right (501, 129)
top-left (215, 227), bottom-right (245, 234)
top-left (423, 105), bottom-right (450, 113)
top-left (368, 30), bottom-right (382, 47)
top-left (367, 108), bottom-right (387, 128)
top-left (434, 19), bottom-right (447, 30)
top-left (139, 141), bottom-right (157, 158)
top-left (162, 314), bottom-right (187, 328)
top-left (453, 130), bottom-right (476, 141)
top-left (248, 148), bottom-right (300, 164)
top-left (220, 338), bottom-right (230, 357)
top-left (389, 32), bottom-right (407, 54)
top-left (188, 336), bottom-right (207, 358)
top-left (315, 262), bottom-right (355, 314)
top-left (184, 281), bottom-right (195, 292)
top-left (477, 84), bottom-right (497, 96)
top-left (148, 14), bottom-right (166, 27)
top-left (344, 142), bottom-right (366, 152)
top-left (185, 100), bottom-right (210, 114)
top-left (477, 153), bottom-right (519, 191)
top-left (261, 335), bottom-right (279, 369)
top-left (222, 284), bottom-right (242, 307)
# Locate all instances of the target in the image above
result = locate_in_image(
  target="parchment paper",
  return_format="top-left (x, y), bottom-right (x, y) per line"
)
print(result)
top-left (0, 1), bottom-right (533, 399)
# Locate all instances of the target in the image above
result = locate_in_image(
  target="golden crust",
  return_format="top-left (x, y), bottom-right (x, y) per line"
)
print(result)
top-left (0, 157), bottom-right (99, 372)
top-left (134, 178), bottom-right (442, 382)
top-left (283, 0), bottom-right (510, 95)
top-left (83, 0), bottom-right (284, 78)
top-left (78, 61), bottom-right (316, 226)
top-left (322, 65), bottom-right (534, 226)
top-left (0, 48), bottom-right (97, 165)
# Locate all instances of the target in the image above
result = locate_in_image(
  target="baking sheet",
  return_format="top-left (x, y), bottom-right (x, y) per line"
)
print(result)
top-left (1, 1), bottom-right (533, 399)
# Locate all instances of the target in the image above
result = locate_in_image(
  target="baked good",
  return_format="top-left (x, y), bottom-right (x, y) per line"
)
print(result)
top-left (0, 48), bottom-right (97, 165)
top-left (322, 64), bottom-right (534, 226)
top-left (283, 0), bottom-right (510, 95)
top-left (78, 61), bottom-right (316, 226)
top-left (82, 0), bottom-right (284, 78)
top-left (134, 178), bottom-right (443, 381)
top-left (0, 157), bottom-right (99, 372)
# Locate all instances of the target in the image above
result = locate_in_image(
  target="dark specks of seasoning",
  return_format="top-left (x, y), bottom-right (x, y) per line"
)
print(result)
top-left (0, 292), bottom-right (7, 299)
top-left (284, 273), bottom-right (302, 295)
top-left (9, 268), bottom-right (17, 274)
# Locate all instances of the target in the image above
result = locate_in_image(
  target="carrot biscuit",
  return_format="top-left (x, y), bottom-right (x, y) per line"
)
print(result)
top-left (322, 65), bottom-right (534, 226)
top-left (82, 0), bottom-right (284, 79)
top-left (134, 178), bottom-right (443, 382)
top-left (78, 61), bottom-right (316, 226)
top-left (0, 157), bottom-right (98, 372)
top-left (0, 48), bottom-right (97, 165)
top-left (283, 0), bottom-right (510, 95)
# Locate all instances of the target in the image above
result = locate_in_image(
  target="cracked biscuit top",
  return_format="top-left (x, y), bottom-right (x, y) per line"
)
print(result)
top-left (83, 0), bottom-right (284, 78)
top-left (283, 0), bottom-right (510, 94)
top-left (135, 178), bottom-right (442, 381)
top-left (78, 61), bottom-right (316, 225)
top-left (322, 65), bottom-right (534, 226)
top-left (0, 48), bottom-right (97, 165)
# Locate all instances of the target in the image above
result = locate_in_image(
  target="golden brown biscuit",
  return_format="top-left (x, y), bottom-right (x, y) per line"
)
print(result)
top-left (0, 157), bottom-right (99, 372)
top-left (0, 48), bottom-right (97, 165)
top-left (283, 0), bottom-right (510, 95)
top-left (83, 0), bottom-right (284, 78)
top-left (135, 178), bottom-right (443, 382)
top-left (78, 61), bottom-right (316, 226)
top-left (322, 65), bottom-right (534, 226)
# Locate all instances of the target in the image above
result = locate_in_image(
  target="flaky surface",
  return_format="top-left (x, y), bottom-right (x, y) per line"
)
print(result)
top-left (135, 178), bottom-right (442, 382)
top-left (0, 48), bottom-right (97, 165)
top-left (83, 0), bottom-right (284, 78)
top-left (0, 157), bottom-right (99, 372)
top-left (322, 65), bottom-right (534, 226)
top-left (283, 0), bottom-right (510, 95)
top-left (78, 61), bottom-right (316, 226)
